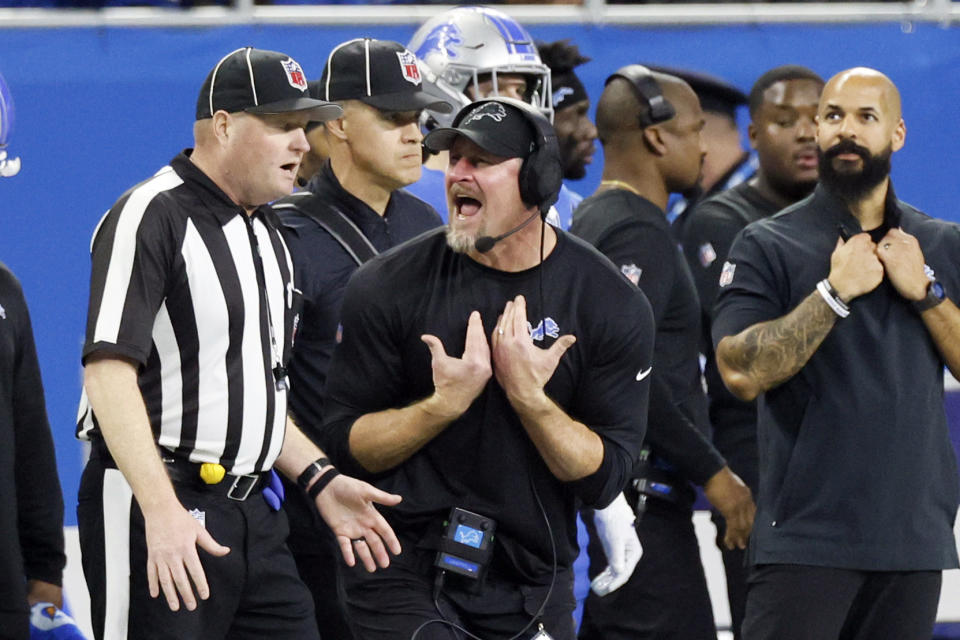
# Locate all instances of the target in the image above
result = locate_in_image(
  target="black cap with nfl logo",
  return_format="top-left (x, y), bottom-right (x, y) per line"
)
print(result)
top-left (196, 47), bottom-right (342, 122)
top-left (320, 38), bottom-right (453, 114)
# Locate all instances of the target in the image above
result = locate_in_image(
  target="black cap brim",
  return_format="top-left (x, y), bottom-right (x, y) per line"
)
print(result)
top-left (424, 127), bottom-right (524, 158)
top-left (245, 97), bottom-right (343, 122)
top-left (362, 91), bottom-right (453, 114)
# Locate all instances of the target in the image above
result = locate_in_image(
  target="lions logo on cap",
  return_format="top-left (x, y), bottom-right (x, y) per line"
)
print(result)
top-left (397, 50), bottom-right (422, 86)
top-left (280, 57), bottom-right (308, 91)
top-left (463, 102), bottom-right (507, 126)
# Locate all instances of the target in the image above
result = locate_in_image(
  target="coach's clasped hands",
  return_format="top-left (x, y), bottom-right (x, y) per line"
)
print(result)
top-left (492, 295), bottom-right (577, 410)
top-left (420, 295), bottom-right (576, 418)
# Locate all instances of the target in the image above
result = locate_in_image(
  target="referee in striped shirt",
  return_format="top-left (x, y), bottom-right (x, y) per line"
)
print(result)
top-left (75, 48), bottom-right (401, 640)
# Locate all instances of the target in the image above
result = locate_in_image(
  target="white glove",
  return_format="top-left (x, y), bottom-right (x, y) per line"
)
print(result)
top-left (590, 492), bottom-right (642, 596)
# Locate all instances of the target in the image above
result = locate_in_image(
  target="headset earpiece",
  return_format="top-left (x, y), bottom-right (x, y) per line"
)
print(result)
top-left (606, 65), bottom-right (676, 127)
top-left (452, 97), bottom-right (563, 215)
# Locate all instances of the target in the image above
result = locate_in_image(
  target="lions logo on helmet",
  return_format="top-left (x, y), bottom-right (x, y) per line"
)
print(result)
top-left (408, 6), bottom-right (553, 130)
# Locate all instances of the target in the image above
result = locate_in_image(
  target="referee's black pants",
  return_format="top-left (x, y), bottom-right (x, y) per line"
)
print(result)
top-left (77, 452), bottom-right (319, 640)
top-left (341, 535), bottom-right (576, 640)
top-left (742, 564), bottom-right (942, 640)
top-left (579, 499), bottom-right (716, 640)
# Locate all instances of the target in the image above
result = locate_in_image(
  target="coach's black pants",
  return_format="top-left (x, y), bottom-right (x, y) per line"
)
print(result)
top-left (742, 564), bottom-right (942, 640)
top-left (579, 500), bottom-right (716, 640)
top-left (77, 452), bottom-right (319, 640)
top-left (341, 536), bottom-right (576, 640)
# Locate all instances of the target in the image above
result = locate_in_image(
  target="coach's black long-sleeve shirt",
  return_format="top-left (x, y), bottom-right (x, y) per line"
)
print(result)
top-left (323, 228), bottom-right (653, 583)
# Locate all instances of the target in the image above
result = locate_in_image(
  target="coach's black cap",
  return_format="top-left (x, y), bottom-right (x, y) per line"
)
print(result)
top-left (196, 47), bottom-right (342, 121)
top-left (320, 38), bottom-right (453, 114)
top-left (645, 65), bottom-right (747, 119)
top-left (423, 100), bottom-right (536, 159)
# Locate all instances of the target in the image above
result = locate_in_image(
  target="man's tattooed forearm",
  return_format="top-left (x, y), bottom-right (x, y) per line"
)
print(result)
top-left (727, 292), bottom-right (838, 390)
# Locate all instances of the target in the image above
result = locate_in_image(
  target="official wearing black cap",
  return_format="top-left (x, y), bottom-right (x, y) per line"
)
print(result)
top-left (273, 38), bottom-right (450, 640)
top-left (76, 47), bottom-right (402, 640)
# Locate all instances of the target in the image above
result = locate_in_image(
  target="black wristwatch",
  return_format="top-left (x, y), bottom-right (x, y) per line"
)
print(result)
top-left (297, 457), bottom-right (332, 491)
top-left (913, 279), bottom-right (946, 314)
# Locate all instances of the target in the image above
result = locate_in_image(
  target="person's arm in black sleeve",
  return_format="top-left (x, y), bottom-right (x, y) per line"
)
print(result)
top-left (7, 273), bottom-right (66, 607)
top-left (596, 220), bottom-right (755, 547)
top-left (643, 374), bottom-right (724, 484)
top-left (556, 282), bottom-right (655, 508)
top-left (680, 201), bottom-right (746, 320)
top-left (596, 220), bottom-right (676, 323)
top-left (323, 264), bottom-right (492, 479)
top-left (594, 220), bottom-right (726, 480)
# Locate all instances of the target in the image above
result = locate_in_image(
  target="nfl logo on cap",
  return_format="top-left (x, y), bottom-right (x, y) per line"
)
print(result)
top-left (397, 50), bottom-right (422, 85)
top-left (282, 58), bottom-right (308, 91)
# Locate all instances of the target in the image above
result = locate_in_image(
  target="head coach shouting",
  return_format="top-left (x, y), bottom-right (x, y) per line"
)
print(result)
top-left (319, 97), bottom-right (654, 640)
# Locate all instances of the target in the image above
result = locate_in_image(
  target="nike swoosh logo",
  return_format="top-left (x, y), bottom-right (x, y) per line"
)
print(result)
top-left (636, 367), bottom-right (652, 381)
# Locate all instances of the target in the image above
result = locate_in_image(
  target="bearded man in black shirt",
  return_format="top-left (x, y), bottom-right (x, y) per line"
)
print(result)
top-left (321, 98), bottom-right (654, 640)
top-left (678, 65), bottom-right (824, 640)
top-left (714, 66), bottom-right (960, 640)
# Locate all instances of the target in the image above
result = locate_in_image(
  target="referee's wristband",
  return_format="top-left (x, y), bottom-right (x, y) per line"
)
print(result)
top-left (817, 279), bottom-right (850, 318)
top-left (306, 468), bottom-right (340, 501)
top-left (297, 457), bottom-right (332, 491)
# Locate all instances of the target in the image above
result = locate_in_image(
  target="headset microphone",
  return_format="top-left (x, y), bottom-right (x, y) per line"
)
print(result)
top-left (474, 209), bottom-right (542, 253)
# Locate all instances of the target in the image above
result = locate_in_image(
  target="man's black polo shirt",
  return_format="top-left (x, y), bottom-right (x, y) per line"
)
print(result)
top-left (713, 183), bottom-right (960, 570)
top-left (276, 162), bottom-right (442, 439)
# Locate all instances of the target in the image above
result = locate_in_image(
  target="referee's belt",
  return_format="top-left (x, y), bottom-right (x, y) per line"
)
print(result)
top-left (161, 457), bottom-right (268, 502)
top-left (90, 440), bottom-right (267, 502)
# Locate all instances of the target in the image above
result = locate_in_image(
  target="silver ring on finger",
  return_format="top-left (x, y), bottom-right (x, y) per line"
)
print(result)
top-left (883, 243), bottom-right (891, 249)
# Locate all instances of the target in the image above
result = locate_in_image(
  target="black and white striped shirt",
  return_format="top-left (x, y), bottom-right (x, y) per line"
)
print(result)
top-left (76, 151), bottom-right (297, 475)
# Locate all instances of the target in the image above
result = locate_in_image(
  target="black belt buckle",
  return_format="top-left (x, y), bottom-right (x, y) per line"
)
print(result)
top-left (227, 473), bottom-right (260, 501)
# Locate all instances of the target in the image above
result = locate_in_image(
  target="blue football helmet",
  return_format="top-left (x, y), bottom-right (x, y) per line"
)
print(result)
top-left (408, 6), bottom-right (553, 129)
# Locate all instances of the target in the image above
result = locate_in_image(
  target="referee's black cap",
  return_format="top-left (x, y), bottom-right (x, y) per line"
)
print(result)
top-left (196, 47), bottom-right (342, 122)
top-left (644, 65), bottom-right (747, 119)
top-left (319, 38), bottom-right (453, 114)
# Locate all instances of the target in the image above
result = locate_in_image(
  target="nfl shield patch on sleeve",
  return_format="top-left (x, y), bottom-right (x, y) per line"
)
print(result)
top-left (719, 261), bottom-right (736, 287)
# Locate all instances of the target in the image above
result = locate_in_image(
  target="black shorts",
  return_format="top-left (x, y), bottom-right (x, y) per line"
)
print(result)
top-left (77, 452), bottom-right (319, 640)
